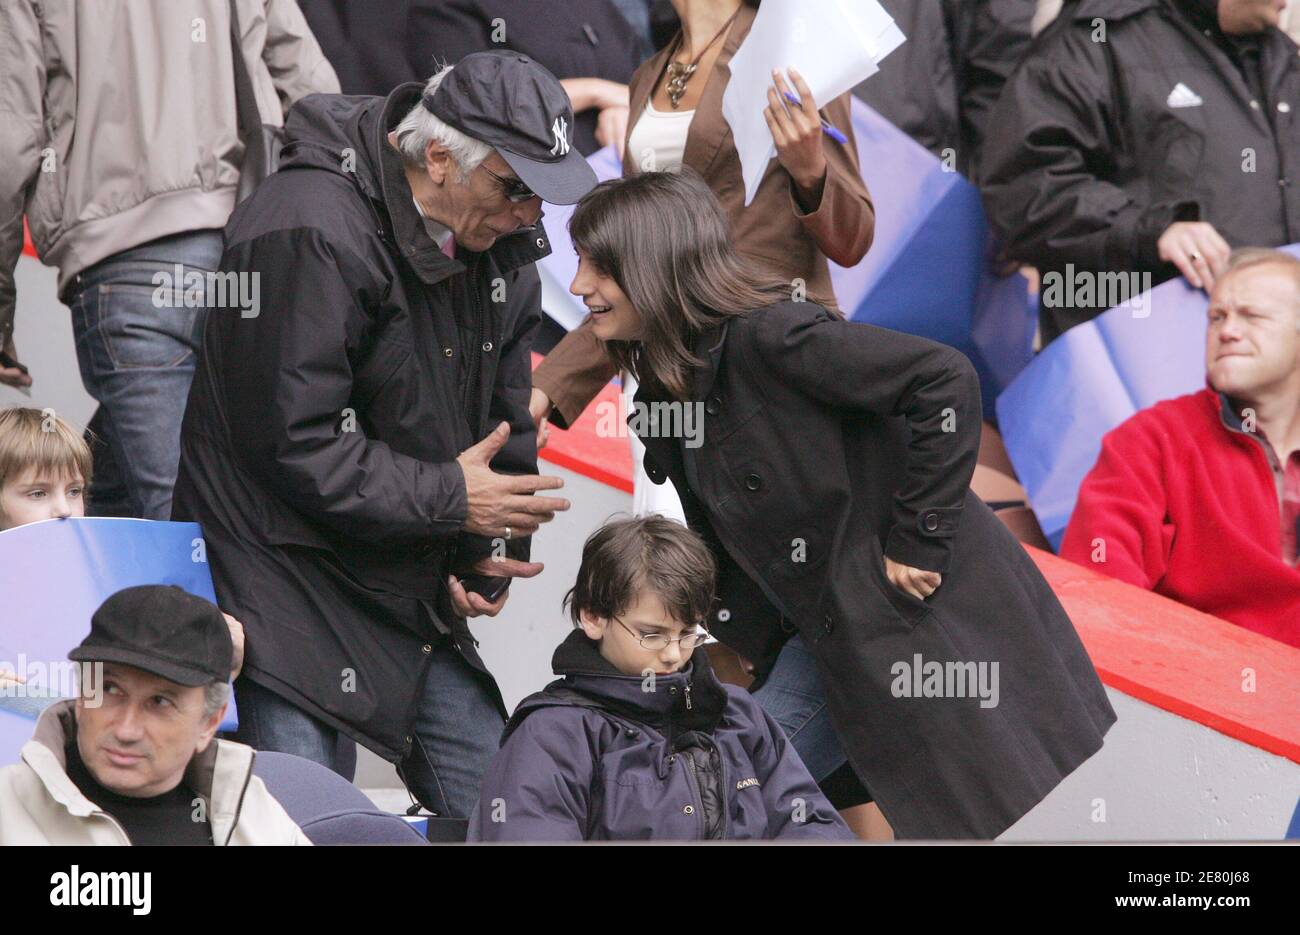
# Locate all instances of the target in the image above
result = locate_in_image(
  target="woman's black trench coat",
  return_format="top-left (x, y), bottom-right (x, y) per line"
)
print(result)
top-left (633, 300), bottom-right (1117, 839)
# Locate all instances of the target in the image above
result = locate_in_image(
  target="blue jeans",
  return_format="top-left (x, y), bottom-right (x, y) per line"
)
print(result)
top-left (65, 230), bottom-right (224, 519)
top-left (232, 639), bottom-right (505, 819)
top-left (231, 677), bottom-right (360, 782)
top-left (752, 635), bottom-right (850, 782)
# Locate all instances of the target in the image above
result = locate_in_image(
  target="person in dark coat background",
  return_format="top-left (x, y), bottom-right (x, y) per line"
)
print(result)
top-left (470, 516), bottom-right (852, 841)
top-left (172, 53), bottom-right (594, 818)
top-left (853, 0), bottom-right (1037, 180)
top-left (298, 0), bottom-right (643, 155)
top-left (981, 0), bottom-right (1300, 344)
top-left (563, 170), bottom-right (1117, 840)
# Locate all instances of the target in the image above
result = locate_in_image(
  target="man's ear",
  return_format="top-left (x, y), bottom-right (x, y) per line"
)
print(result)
top-left (577, 608), bottom-right (608, 642)
top-left (194, 699), bottom-right (227, 755)
top-left (424, 140), bottom-right (453, 185)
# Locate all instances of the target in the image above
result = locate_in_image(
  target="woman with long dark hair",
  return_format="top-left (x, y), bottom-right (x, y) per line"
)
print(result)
top-left (565, 169), bottom-right (1117, 840)
top-left (533, 0), bottom-right (873, 427)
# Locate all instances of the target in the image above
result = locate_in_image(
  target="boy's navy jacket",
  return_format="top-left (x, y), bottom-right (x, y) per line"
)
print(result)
top-left (469, 631), bottom-right (853, 842)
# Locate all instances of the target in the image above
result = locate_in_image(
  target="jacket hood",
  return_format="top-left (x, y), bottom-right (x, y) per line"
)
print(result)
top-left (503, 630), bottom-right (729, 743)
top-left (280, 87), bottom-right (397, 198)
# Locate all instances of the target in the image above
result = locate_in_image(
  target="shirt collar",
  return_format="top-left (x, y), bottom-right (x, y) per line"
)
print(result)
top-left (1218, 391), bottom-right (1285, 476)
top-left (411, 196), bottom-right (454, 249)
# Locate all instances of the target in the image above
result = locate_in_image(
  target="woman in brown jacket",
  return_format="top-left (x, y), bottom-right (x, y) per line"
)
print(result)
top-left (530, 0), bottom-right (874, 429)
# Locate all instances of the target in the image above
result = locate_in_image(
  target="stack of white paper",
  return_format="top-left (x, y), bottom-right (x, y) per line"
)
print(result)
top-left (721, 0), bottom-right (905, 205)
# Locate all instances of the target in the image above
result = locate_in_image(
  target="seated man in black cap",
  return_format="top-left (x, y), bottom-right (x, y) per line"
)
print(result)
top-left (0, 585), bottom-right (309, 845)
top-left (173, 51), bottom-right (598, 818)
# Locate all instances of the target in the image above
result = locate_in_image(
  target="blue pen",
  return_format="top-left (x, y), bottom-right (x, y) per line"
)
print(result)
top-left (782, 91), bottom-right (849, 145)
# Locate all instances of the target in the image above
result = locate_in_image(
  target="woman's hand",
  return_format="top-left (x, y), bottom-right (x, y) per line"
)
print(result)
top-left (885, 557), bottom-right (942, 600)
top-left (529, 387), bottom-right (552, 449)
top-left (595, 105), bottom-right (630, 161)
top-left (560, 78), bottom-right (630, 159)
top-left (1, 335), bottom-right (32, 389)
top-left (764, 67), bottom-right (828, 202)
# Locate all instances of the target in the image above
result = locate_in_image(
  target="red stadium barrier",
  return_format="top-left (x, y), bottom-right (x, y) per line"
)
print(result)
top-left (532, 352), bottom-right (632, 494)
top-left (1027, 546), bottom-right (1300, 765)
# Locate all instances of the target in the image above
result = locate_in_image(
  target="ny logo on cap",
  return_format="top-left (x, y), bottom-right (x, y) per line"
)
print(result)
top-left (550, 116), bottom-right (570, 156)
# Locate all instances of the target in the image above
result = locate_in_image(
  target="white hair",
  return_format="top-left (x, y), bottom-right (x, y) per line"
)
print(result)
top-left (202, 680), bottom-right (231, 719)
top-left (393, 66), bottom-right (492, 181)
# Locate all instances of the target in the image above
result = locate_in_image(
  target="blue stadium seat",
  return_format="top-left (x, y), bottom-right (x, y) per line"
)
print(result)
top-left (251, 751), bottom-right (428, 845)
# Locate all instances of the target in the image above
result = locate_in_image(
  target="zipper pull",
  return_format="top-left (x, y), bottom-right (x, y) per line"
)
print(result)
top-left (684, 684), bottom-right (693, 710)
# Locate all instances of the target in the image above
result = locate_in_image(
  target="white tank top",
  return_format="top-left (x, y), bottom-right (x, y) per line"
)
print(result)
top-left (625, 100), bottom-right (696, 173)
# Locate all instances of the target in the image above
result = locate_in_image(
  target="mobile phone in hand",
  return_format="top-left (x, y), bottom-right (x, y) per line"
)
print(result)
top-left (459, 574), bottom-right (511, 604)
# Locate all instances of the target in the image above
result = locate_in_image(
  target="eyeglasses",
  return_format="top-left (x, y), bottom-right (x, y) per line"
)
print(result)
top-left (613, 617), bottom-right (710, 651)
top-left (480, 164), bottom-right (537, 203)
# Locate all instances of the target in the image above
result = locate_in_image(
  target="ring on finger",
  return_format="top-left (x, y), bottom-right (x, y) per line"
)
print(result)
top-left (1189, 251), bottom-right (1201, 262)
top-left (504, 526), bottom-right (511, 541)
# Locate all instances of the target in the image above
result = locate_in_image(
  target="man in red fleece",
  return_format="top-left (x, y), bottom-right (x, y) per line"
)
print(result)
top-left (1062, 248), bottom-right (1300, 648)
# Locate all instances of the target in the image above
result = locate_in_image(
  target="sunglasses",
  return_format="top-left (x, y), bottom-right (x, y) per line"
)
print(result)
top-left (481, 164), bottom-right (537, 203)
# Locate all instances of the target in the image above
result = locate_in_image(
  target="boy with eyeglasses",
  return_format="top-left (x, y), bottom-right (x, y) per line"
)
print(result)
top-left (469, 516), bottom-right (851, 841)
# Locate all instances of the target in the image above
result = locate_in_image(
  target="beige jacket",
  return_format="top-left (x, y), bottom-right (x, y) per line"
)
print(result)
top-left (0, 0), bottom-right (340, 342)
top-left (0, 700), bottom-right (311, 845)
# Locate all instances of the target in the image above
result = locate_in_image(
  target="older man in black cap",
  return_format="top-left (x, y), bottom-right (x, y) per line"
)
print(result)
top-left (172, 51), bottom-right (597, 818)
top-left (0, 586), bottom-right (308, 845)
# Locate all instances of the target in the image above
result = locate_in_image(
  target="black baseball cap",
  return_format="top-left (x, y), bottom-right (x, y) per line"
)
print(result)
top-left (423, 51), bottom-right (597, 205)
top-left (69, 586), bottom-right (233, 687)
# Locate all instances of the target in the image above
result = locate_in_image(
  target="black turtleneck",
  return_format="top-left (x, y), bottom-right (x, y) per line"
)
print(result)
top-left (65, 738), bottom-right (213, 846)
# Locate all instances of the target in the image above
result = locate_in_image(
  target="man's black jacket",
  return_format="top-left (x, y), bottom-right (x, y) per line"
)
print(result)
top-left (854, 0), bottom-right (1037, 180)
top-left (981, 0), bottom-right (1300, 342)
top-left (173, 83), bottom-right (547, 758)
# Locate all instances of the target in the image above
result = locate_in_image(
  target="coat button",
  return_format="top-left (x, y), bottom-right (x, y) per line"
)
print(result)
top-left (535, 237), bottom-right (546, 249)
top-left (683, 805), bottom-right (694, 815)
top-left (823, 614), bottom-right (835, 634)
top-left (716, 608), bottom-right (731, 623)
top-left (1280, 102), bottom-right (1292, 114)
top-left (404, 735), bottom-right (412, 744)
top-left (443, 347), bottom-right (453, 358)
top-left (923, 512), bottom-right (940, 532)
top-left (482, 341), bottom-right (493, 352)
top-left (780, 618), bottom-right (797, 634)
top-left (705, 395), bottom-right (721, 415)
top-left (744, 473), bottom-right (762, 491)
top-left (422, 644), bottom-right (433, 654)
top-left (1250, 99), bottom-right (1261, 110)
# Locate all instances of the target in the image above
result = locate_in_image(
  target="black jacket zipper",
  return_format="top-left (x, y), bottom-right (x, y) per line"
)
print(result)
top-left (464, 254), bottom-right (485, 433)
